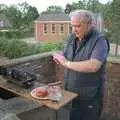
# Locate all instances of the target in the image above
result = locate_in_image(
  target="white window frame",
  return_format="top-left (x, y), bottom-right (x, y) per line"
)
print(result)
top-left (51, 24), bottom-right (56, 34)
top-left (43, 23), bottom-right (48, 34)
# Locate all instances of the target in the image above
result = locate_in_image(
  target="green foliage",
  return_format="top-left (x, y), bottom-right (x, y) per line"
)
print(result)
top-left (6, 5), bottom-right (22, 29)
top-left (110, 0), bottom-right (120, 40)
top-left (0, 38), bottom-right (64, 59)
top-left (0, 4), bottom-right (8, 14)
top-left (0, 28), bottom-right (34, 39)
top-left (3, 2), bottom-right (39, 29)
top-left (65, 0), bottom-right (104, 13)
top-left (37, 42), bottom-right (64, 53)
top-left (18, 2), bottom-right (39, 26)
top-left (41, 5), bottom-right (64, 14)
top-left (0, 38), bottom-right (37, 58)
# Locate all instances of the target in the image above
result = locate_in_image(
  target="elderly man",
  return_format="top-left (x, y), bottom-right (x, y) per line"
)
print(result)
top-left (53, 10), bottom-right (109, 120)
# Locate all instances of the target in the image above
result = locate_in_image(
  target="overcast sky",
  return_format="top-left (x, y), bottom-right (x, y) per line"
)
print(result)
top-left (0, 0), bottom-right (111, 13)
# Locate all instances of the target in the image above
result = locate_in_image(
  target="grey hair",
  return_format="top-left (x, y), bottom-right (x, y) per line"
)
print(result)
top-left (69, 9), bottom-right (95, 24)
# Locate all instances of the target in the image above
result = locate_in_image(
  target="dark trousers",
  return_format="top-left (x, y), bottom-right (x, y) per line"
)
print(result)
top-left (70, 94), bottom-right (103, 120)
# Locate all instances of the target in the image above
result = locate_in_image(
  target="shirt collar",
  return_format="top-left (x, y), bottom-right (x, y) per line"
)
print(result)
top-left (74, 28), bottom-right (94, 49)
top-left (83, 28), bottom-right (94, 41)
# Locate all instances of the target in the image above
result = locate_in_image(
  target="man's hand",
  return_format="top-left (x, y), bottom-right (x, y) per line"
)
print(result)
top-left (53, 53), bottom-right (67, 67)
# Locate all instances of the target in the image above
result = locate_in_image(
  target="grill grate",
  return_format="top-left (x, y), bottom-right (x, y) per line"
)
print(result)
top-left (0, 57), bottom-right (55, 88)
top-left (1, 62), bottom-right (46, 88)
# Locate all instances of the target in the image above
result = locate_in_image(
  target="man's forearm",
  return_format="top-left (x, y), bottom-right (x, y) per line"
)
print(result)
top-left (64, 59), bottom-right (102, 73)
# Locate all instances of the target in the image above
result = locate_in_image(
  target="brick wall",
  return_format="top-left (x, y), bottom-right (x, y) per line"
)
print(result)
top-left (100, 62), bottom-right (120, 120)
top-left (35, 22), bottom-right (69, 42)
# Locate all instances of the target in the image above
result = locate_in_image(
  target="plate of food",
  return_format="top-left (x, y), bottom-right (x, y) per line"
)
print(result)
top-left (31, 86), bottom-right (49, 100)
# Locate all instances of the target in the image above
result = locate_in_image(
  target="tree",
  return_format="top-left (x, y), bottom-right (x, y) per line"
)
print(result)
top-left (6, 5), bottom-right (22, 29)
top-left (87, 0), bottom-right (101, 12)
top-left (110, 0), bottom-right (120, 55)
top-left (64, 0), bottom-right (104, 13)
top-left (0, 4), bottom-right (7, 13)
top-left (65, 1), bottom-right (86, 13)
top-left (41, 5), bottom-right (64, 14)
top-left (27, 6), bottom-right (39, 21)
top-left (65, 4), bottom-right (71, 14)
top-left (5, 2), bottom-right (39, 29)
top-left (18, 2), bottom-right (39, 27)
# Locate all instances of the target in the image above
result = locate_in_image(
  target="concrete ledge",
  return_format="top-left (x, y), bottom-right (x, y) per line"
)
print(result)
top-left (0, 51), bottom-right (57, 66)
top-left (0, 113), bottom-right (20, 120)
top-left (107, 56), bottom-right (120, 64)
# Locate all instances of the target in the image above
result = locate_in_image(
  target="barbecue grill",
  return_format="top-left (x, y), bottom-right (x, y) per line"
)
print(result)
top-left (0, 62), bottom-right (43, 88)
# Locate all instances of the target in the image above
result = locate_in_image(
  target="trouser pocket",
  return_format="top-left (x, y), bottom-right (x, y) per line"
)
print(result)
top-left (72, 86), bottom-right (98, 100)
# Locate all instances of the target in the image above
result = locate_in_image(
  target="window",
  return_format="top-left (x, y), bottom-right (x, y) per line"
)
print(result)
top-left (52, 24), bottom-right (56, 33)
top-left (69, 24), bottom-right (72, 33)
top-left (43, 24), bottom-right (48, 34)
top-left (0, 20), bottom-right (4, 27)
top-left (60, 24), bottom-right (64, 34)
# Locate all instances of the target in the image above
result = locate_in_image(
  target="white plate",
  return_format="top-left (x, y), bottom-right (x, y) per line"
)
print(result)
top-left (31, 86), bottom-right (49, 100)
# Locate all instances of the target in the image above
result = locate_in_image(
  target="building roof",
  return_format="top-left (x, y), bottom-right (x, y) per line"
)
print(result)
top-left (36, 13), bottom-right (70, 21)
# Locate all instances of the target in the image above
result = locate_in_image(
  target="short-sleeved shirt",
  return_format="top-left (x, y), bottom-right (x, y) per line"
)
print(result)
top-left (91, 38), bottom-right (109, 63)
top-left (74, 29), bottom-right (109, 63)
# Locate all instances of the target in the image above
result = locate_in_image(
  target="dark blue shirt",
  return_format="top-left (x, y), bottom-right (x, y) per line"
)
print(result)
top-left (91, 38), bottom-right (108, 62)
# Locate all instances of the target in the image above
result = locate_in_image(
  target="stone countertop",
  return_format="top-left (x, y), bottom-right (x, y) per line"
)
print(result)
top-left (0, 97), bottom-right (40, 115)
top-left (0, 76), bottom-right (78, 111)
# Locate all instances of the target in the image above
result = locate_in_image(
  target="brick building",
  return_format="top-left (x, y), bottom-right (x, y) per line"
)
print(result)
top-left (34, 13), bottom-right (71, 42)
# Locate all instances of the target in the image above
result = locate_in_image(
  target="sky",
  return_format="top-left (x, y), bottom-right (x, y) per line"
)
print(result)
top-left (0, 0), bottom-right (111, 13)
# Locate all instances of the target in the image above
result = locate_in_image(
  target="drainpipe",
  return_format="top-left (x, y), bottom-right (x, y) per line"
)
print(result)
top-left (95, 13), bottom-right (104, 34)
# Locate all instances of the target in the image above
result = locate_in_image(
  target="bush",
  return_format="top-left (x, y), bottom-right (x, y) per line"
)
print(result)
top-left (0, 38), bottom-right (65, 59)
top-left (0, 28), bottom-right (34, 39)
top-left (0, 38), bottom-right (37, 58)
